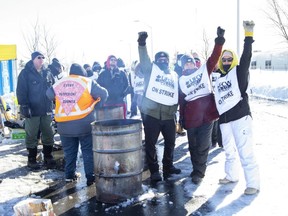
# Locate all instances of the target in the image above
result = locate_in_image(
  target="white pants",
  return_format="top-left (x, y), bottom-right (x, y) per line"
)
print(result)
top-left (220, 115), bottom-right (260, 189)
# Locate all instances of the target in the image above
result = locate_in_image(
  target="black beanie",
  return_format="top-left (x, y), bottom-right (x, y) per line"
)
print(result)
top-left (70, 63), bottom-right (87, 77)
top-left (83, 64), bottom-right (91, 70)
top-left (52, 58), bottom-right (61, 69)
top-left (154, 51), bottom-right (169, 62)
top-left (31, 51), bottom-right (44, 60)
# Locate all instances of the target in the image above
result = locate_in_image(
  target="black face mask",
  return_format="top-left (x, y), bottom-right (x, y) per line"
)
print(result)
top-left (156, 62), bottom-right (169, 72)
top-left (183, 68), bottom-right (198, 76)
top-left (223, 65), bottom-right (231, 72)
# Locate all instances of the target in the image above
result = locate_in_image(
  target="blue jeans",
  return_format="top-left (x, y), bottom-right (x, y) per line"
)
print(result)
top-left (60, 135), bottom-right (94, 181)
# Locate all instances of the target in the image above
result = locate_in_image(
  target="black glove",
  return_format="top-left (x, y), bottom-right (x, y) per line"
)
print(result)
top-left (20, 105), bottom-right (32, 118)
top-left (215, 26), bottom-right (225, 45)
top-left (217, 26), bottom-right (225, 37)
top-left (137, 31), bottom-right (148, 46)
top-left (123, 86), bottom-right (133, 97)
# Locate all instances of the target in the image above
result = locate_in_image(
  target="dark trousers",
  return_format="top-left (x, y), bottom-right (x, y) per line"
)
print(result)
top-left (187, 122), bottom-right (213, 178)
top-left (130, 91), bottom-right (137, 116)
top-left (212, 120), bottom-right (223, 147)
top-left (142, 114), bottom-right (176, 174)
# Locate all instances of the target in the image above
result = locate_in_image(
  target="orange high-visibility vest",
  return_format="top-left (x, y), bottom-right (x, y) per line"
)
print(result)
top-left (53, 75), bottom-right (100, 122)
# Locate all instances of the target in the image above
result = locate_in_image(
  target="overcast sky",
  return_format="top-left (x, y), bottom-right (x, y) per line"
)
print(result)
top-left (0, 0), bottom-right (284, 66)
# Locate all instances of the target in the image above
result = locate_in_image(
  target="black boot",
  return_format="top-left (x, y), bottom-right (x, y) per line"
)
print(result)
top-left (43, 145), bottom-right (56, 169)
top-left (163, 165), bottom-right (181, 179)
top-left (27, 148), bottom-right (41, 170)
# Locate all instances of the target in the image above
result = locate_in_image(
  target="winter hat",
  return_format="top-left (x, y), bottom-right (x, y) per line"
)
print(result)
top-left (180, 55), bottom-right (195, 68)
top-left (105, 55), bottom-right (117, 69)
top-left (31, 51), bottom-right (44, 60)
top-left (51, 58), bottom-right (61, 69)
top-left (155, 51), bottom-right (169, 62)
top-left (176, 54), bottom-right (184, 67)
top-left (92, 62), bottom-right (102, 72)
top-left (70, 63), bottom-right (87, 77)
top-left (117, 58), bottom-right (125, 68)
top-left (83, 64), bottom-right (91, 70)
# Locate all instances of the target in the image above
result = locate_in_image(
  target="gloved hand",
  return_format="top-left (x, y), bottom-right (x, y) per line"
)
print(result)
top-left (243, 20), bottom-right (255, 37)
top-left (20, 105), bottom-right (32, 118)
top-left (217, 26), bottom-right (225, 37)
top-left (137, 31), bottom-right (148, 46)
top-left (215, 26), bottom-right (225, 45)
top-left (123, 86), bottom-right (133, 97)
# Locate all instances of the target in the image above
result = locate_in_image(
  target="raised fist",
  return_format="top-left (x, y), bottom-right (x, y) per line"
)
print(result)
top-left (217, 26), bottom-right (225, 37)
top-left (243, 20), bottom-right (255, 32)
top-left (137, 31), bottom-right (148, 46)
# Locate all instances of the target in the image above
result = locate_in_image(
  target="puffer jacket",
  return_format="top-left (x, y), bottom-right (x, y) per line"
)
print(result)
top-left (16, 60), bottom-right (54, 116)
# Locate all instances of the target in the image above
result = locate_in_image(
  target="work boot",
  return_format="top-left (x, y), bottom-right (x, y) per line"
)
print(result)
top-left (150, 171), bottom-right (162, 182)
top-left (43, 145), bottom-right (56, 169)
top-left (27, 148), bottom-right (41, 170)
top-left (163, 165), bottom-right (181, 179)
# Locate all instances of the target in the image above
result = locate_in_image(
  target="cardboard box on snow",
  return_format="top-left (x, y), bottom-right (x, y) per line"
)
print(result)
top-left (13, 198), bottom-right (55, 216)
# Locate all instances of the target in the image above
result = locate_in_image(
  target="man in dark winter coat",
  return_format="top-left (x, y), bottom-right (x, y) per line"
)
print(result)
top-left (97, 55), bottom-right (131, 119)
top-left (214, 21), bottom-right (260, 195)
top-left (16, 51), bottom-right (56, 170)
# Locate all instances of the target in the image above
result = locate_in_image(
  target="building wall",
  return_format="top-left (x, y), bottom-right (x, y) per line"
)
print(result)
top-left (251, 49), bottom-right (288, 71)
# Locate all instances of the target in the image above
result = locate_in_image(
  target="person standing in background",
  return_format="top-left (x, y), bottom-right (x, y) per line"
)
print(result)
top-left (97, 55), bottom-right (131, 119)
top-left (211, 65), bottom-right (223, 148)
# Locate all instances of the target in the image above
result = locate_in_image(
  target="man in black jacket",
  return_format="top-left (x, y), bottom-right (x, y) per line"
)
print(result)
top-left (16, 51), bottom-right (56, 170)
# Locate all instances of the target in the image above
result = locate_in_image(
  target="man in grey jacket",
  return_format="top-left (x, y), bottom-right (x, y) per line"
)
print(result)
top-left (137, 32), bottom-right (181, 182)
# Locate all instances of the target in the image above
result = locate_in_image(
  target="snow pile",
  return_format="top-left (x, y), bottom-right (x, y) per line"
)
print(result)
top-left (250, 69), bottom-right (288, 101)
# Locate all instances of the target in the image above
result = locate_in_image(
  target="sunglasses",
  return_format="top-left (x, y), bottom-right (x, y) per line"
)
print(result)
top-left (37, 56), bottom-right (45, 59)
top-left (222, 57), bottom-right (233, 63)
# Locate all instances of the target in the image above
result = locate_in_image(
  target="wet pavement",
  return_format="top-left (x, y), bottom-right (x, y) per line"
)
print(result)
top-left (33, 134), bottom-right (223, 216)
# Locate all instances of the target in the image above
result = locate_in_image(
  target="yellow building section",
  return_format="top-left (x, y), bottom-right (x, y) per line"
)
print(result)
top-left (0, 45), bottom-right (17, 60)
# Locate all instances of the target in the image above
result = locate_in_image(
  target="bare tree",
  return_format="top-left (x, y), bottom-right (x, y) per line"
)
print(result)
top-left (198, 29), bottom-right (211, 61)
top-left (265, 0), bottom-right (288, 43)
top-left (22, 18), bottom-right (58, 63)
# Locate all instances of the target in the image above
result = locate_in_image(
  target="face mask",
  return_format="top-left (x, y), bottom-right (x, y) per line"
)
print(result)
top-left (183, 68), bottom-right (197, 75)
top-left (223, 65), bottom-right (231, 72)
top-left (156, 62), bottom-right (169, 72)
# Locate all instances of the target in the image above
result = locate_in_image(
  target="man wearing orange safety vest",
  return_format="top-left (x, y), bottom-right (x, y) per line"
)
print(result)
top-left (46, 63), bottom-right (108, 186)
